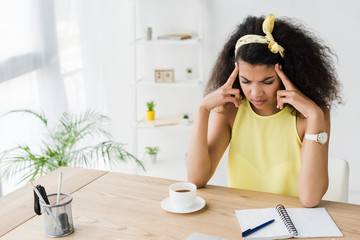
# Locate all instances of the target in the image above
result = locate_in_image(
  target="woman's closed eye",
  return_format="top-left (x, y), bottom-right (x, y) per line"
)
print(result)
top-left (242, 80), bottom-right (274, 85)
top-left (240, 75), bottom-right (274, 85)
top-left (263, 80), bottom-right (274, 85)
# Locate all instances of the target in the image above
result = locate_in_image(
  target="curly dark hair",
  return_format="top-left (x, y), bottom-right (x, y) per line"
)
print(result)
top-left (205, 15), bottom-right (342, 109)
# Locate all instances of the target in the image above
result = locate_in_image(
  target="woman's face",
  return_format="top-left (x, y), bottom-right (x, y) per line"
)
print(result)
top-left (238, 61), bottom-right (283, 116)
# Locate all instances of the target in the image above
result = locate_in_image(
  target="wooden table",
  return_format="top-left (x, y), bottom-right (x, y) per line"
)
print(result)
top-left (0, 167), bottom-right (359, 239)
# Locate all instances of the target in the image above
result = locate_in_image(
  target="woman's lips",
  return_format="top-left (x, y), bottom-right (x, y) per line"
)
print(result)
top-left (252, 99), bottom-right (266, 106)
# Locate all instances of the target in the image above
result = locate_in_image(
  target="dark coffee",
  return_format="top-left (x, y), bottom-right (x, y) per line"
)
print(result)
top-left (175, 189), bottom-right (191, 193)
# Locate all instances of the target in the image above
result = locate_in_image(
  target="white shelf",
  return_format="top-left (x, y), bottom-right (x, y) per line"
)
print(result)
top-left (132, 0), bottom-right (204, 159)
top-left (134, 38), bottom-right (201, 46)
top-left (133, 78), bottom-right (201, 88)
top-left (133, 114), bottom-right (193, 129)
top-left (134, 121), bottom-right (193, 129)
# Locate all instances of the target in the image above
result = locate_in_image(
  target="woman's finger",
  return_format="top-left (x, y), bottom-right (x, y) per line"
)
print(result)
top-left (218, 88), bottom-right (242, 105)
top-left (221, 88), bottom-right (241, 97)
top-left (277, 95), bottom-right (287, 109)
top-left (224, 63), bottom-right (239, 87)
top-left (277, 89), bottom-right (294, 109)
top-left (275, 64), bottom-right (295, 90)
top-left (224, 96), bottom-right (241, 108)
top-left (277, 89), bottom-right (305, 110)
top-left (276, 90), bottom-right (283, 109)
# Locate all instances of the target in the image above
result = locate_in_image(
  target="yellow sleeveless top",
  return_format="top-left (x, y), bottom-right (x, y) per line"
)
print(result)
top-left (228, 100), bottom-right (301, 196)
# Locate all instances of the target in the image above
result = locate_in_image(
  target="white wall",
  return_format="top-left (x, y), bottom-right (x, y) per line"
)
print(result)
top-left (200, 1), bottom-right (360, 203)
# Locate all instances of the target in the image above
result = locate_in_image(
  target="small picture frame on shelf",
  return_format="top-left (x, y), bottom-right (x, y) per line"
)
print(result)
top-left (154, 69), bottom-right (175, 83)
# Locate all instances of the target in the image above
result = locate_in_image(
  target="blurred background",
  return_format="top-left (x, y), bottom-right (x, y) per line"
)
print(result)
top-left (0, 0), bottom-right (359, 204)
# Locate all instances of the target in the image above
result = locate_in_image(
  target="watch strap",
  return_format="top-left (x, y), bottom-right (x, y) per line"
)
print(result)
top-left (304, 133), bottom-right (318, 142)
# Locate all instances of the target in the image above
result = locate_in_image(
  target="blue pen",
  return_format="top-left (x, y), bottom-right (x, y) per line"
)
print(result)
top-left (242, 219), bottom-right (275, 238)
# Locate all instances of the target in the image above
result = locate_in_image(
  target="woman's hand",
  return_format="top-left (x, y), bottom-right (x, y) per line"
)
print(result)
top-left (275, 64), bottom-right (323, 119)
top-left (200, 63), bottom-right (242, 112)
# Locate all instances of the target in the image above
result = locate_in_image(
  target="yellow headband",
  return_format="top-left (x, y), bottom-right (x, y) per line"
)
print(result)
top-left (235, 14), bottom-right (285, 58)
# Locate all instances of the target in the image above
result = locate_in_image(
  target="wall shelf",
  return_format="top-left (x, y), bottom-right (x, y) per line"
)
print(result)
top-left (133, 122), bottom-right (193, 130)
top-left (133, 78), bottom-right (201, 88)
top-left (134, 38), bottom-right (202, 46)
top-left (133, 114), bottom-right (194, 129)
top-left (131, 0), bottom-right (204, 162)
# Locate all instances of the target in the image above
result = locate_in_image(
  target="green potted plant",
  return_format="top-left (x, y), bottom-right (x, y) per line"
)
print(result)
top-left (186, 68), bottom-right (193, 80)
top-left (181, 113), bottom-right (190, 125)
top-left (146, 100), bottom-right (155, 121)
top-left (145, 146), bottom-right (159, 163)
top-left (0, 109), bottom-right (144, 185)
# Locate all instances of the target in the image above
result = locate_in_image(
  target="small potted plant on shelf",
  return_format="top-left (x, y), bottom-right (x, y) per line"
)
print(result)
top-left (145, 146), bottom-right (159, 163)
top-left (181, 113), bottom-right (190, 125)
top-left (186, 68), bottom-right (193, 80)
top-left (146, 100), bottom-right (155, 121)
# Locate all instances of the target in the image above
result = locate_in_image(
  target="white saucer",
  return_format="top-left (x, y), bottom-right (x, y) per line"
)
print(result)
top-left (161, 196), bottom-right (206, 214)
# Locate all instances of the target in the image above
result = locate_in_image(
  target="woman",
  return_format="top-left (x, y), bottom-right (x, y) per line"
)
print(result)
top-left (186, 14), bottom-right (342, 207)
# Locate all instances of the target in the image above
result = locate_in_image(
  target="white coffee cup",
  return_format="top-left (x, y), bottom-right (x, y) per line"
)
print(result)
top-left (169, 182), bottom-right (197, 209)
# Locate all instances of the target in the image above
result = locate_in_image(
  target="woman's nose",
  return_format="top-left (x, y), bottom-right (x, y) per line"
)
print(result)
top-left (251, 85), bottom-right (264, 98)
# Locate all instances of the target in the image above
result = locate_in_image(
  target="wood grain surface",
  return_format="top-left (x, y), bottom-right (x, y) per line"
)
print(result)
top-left (1, 169), bottom-right (359, 239)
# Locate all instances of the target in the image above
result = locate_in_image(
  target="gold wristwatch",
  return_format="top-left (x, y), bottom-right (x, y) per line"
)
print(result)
top-left (304, 131), bottom-right (328, 145)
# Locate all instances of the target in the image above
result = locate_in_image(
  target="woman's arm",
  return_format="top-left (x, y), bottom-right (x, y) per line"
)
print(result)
top-left (275, 64), bottom-right (329, 207)
top-left (186, 107), bottom-right (232, 187)
top-left (187, 63), bottom-right (241, 187)
top-left (297, 108), bottom-right (330, 207)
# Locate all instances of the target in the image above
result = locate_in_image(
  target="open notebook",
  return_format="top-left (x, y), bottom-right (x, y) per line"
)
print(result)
top-left (235, 204), bottom-right (343, 239)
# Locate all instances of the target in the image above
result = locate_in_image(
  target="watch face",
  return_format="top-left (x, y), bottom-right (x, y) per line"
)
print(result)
top-left (318, 132), bottom-right (328, 144)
